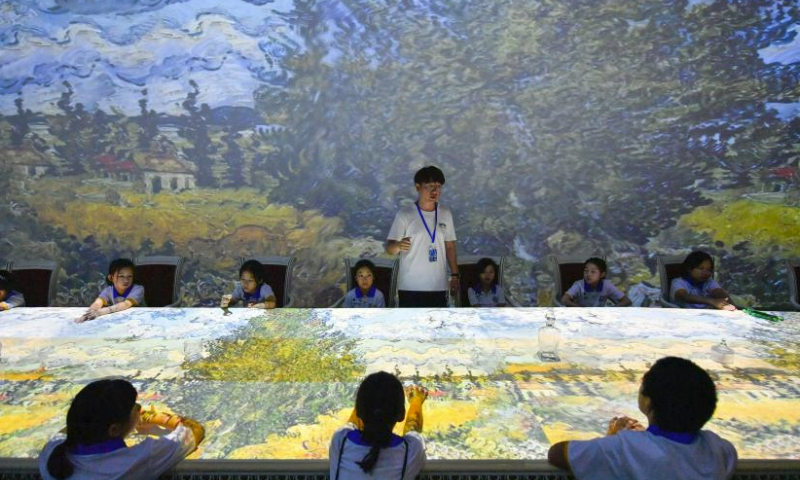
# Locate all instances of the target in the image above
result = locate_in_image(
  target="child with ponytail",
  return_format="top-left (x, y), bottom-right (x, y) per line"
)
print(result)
top-left (329, 371), bottom-right (428, 480)
top-left (39, 379), bottom-right (204, 480)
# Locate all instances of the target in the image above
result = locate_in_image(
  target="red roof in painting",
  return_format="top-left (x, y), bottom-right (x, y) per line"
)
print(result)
top-left (96, 154), bottom-right (136, 172)
top-left (769, 167), bottom-right (798, 179)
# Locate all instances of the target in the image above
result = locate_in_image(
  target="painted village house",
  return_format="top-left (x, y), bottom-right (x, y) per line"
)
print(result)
top-left (746, 164), bottom-right (800, 205)
top-left (0, 146), bottom-right (52, 188)
top-left (134, 153), bottom-right (197, 194)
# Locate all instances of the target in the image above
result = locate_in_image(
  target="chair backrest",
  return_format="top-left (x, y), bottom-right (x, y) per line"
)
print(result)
top-left (787, 259), bottom-right (800, 310)
top-left (656, 254), bottom-right (687, 306)
top-left (133, 255), bottom-right (184, 307)
top-left (239, 256), bottom-right (296, 307)
top-left (8, 259), bottom-right (60, 307)
top-left (548, 254), bottom-right (606, 304)
top-left (344, 257), bottom-right (399, 308)
top-left (457, 255), bottom-right (507, 307)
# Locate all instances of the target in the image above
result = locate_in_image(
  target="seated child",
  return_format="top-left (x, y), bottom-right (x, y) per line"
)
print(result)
top-left (0, 273), bottom-right (25, 310)
top-left (329, 371), bottom-right (427, 480)
top-left (343, 259), bottom-right (386, 308)
top-left (548, 356), bottom-right (737, 480)
top-left (221, 259), bottom-right (277, 309)
top-left (39, 378), bottom-right (204, 480)
top-left (467, 257), bottom-right (507, 307)
top-left (77, 258), bottom-right (145, 323)
top-left (561, 257), bottom-right (631, 307)
top-left (670, 251), bottom-right (735, 310)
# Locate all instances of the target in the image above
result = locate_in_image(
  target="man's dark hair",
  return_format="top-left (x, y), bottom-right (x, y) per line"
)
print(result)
top-left (414, 166), bottom-right (445, 185)
top-left (641, 356), bottom-right (717, 432)
top-left (584, 257), bottom-right (607, 274)
top-left (682, 251), bottom-right (714, 275)
top-left (106, 258), bottom-right (136, 285)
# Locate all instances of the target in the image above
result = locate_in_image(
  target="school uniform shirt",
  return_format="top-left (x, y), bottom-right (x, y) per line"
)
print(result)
top-left (1, 289), bottom-right (25, 308)
top-left (98, 285), bottom-right (146, 307)
top-left (567, 428), bottom-right (737, 480)
top-left (38, 425), bottom-right (197, 480)
top-left (467, 285), bottom-right (505, 307)
top-left (670, 277), bottom-right (722, 309)
top-left (229, 283), bottom-right (275, 306)
top-left (329, 426), bottom-right (426, 480)
top-left (565, 280), bottom-right (625, 307)
top-left (343, 287), bottom-right (386, 308)
top-left (387, 204), bottom-right (457, 292)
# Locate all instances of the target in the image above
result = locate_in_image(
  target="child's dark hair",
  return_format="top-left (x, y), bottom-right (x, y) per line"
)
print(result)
top-left (682, 251), bottom-right (714, 275)
top-left (584, 257), bottom-right (607, 274)
top-left (0, 273), bottom-right (11, 292)
top-left (47, 379), bottom-right (137, 479)
top-left (106, 258), bottom-right (135, 285)
top-left (475, 257), bottom-right (499, 288)
top-left (352, 259), bottom-right (376, 286)
top-left (239, 260), bottom-right (265, 284)
top-left (641, 356), bottom-right (717, 433)
top-left (355, 371), bottom-right (405, 474)
top-left (413, 165), bottom-right (445, 185)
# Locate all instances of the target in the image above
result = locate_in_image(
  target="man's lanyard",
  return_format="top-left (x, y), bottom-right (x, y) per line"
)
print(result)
top-left (416, 202), bottom-right (437, 244)
top-left (112, 285), bottom-right (133, 302)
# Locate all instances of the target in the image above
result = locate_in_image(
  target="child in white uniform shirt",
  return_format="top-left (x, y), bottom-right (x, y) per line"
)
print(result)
top-left (329, 372), bottom-right (428, 480)
top-left (548, 356), bottom-right (737, 480)
top-left (670, 251), bottom-right (735, 310)
top-left (561, 257), bottom-right (631, 307)
top-left (343, 260), bottom-right (386, 308)
top-left (77, 259), bottom-right (145, 323)
top-left (39, 379), bottom-right (204, 480)
top-left (467, 258), bottom-right (506, 307)
top-left (221, 259), bottom-right (277, 309)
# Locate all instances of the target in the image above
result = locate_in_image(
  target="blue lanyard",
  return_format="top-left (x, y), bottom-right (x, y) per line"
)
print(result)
top-left (112, 285), bottom-right (133, 302)
top-left (647, 425), bottom-right (697, 445)
top-left (415, 202), bottom-right (437, 244)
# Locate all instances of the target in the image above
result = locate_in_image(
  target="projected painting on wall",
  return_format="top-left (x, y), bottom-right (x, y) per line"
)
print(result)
top-left (0, 307), bottom-right (799, 459)
top-left (0, 0), bottom-right (799, 307)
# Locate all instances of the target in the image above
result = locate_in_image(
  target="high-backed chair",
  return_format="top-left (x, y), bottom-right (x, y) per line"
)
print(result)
top-left (787, 259), bottom-right (800, 311)
top-left (457, 255), bottom-right (519, 307)
top-left (133, 255), bottom-right (184, 307)
top-left (239, 256), bottom-right (296, 307)
top-left (8, 259), bottom-right (60, 307)
top-left (548, 255), bottom-right (606, 307)
top-left (332, 257), bottom-right (399, 307)
top-left (656, 254), bottom-right (687, 308)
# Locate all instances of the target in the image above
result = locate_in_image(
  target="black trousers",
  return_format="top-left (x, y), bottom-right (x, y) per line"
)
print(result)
top-left (398, 290), bottom-right (448, 308)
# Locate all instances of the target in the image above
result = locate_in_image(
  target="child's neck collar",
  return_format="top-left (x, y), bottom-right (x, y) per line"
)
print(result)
top-left (646, 425), bottom-right (698, 444)
top-left (71, 437), bottom-right (127, 455)
top-left (355, 286), bottom-right (376, 298)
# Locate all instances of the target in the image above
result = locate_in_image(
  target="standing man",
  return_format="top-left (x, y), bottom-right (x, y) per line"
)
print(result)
top-left (386, 166), bottom-right (459, 307)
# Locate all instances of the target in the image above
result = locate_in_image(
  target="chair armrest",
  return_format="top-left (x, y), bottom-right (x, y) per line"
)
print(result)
top-left (284, 295), bottom-right (294, 308)
top-left (166, 287), bottom-right (184, 308)
top-left (659, 297), bottom-right (680, 308)
top-left (330, 296), bottom-right (345, 308)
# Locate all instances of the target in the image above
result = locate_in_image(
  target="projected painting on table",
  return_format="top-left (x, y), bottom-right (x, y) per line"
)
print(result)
top-left (0, 308), bottom-right (799, 460)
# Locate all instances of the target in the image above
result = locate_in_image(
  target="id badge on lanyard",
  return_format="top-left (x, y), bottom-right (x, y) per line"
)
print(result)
top-left (417, 202), bottom-right (438, 263)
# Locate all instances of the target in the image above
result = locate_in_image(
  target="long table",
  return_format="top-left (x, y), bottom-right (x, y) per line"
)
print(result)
top-left (1, 307), bottom-right (799, 478)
